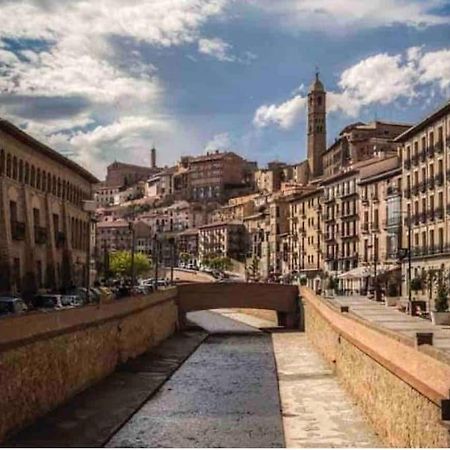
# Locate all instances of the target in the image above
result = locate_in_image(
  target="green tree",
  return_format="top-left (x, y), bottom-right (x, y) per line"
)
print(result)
top-left (109, 251), bottom-right (152, 277)
top-left (435, 279), bottom-right (449, 312)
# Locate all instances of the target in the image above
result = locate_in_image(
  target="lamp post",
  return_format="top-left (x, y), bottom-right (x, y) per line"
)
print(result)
top-left (82, 199), bottom-right (97, 303)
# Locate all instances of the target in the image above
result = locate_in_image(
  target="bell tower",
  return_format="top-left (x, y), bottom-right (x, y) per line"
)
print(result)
top-left (307, 71), bottom-right (326, 177)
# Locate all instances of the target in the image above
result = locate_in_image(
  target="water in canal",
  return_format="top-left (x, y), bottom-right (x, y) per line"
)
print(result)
top-left (106, 311), bottom-right (284, 448)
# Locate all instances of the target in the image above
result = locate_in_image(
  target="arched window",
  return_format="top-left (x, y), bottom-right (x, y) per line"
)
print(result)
top-left (30, 165), bottom-right (36, 187)
top-left (0, 149), bottom-right (5, 175)
top-left (36, 168), bottom-right (41, 190)
top-left (18, 160), bottom-right (23, 183)
top-left (6, 154), bottom-right (11, 177)
top-left (24, 163), bottom-right (30, 184)
top-left (12, 156), bottom-right (17, 180)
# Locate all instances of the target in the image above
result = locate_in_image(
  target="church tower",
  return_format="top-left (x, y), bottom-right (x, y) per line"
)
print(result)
top-left (307, 71), bottom-right (326, 177)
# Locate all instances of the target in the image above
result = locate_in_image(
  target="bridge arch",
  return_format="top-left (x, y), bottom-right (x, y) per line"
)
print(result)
top-left (176, 282), bottom-right (300, 328)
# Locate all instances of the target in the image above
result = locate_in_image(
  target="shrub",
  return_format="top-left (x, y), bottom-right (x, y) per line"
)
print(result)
top-left (299, 277), bottom-right (307, 286)
top-left (435, 283), bottom-right (449, 312)
top-left (410, 277), bottom-right (422, 293)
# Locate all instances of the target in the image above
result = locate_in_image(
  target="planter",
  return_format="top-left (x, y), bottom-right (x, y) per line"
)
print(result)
top-left (385, 296), bottom-right (399, 307)
top-left (431, 311), bottom-right (450, 326)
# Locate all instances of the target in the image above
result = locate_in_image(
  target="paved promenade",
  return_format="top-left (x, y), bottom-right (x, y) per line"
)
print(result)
top-left (333, 295), bottom-right (450, 355)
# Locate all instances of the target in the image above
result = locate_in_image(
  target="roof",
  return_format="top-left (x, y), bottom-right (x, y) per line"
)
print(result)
top-left (0, 118), bottom-right (99, 184)
top-left (189, 151), bottom-right (241, 163)
top-left (359, 155), bottom-right (400, 184)
top-left (309, 72), bottom-right (324, 92)
top-left (177, 228), bottom-right (199, 236)
top-left (395, 99), bottom-right (450, 142)
top-left (107, 161), bottom-right (155, 172)
top-left (199, 220), bottom-right (244, 230)
top-left (97, 220), bottom-right (129, 228)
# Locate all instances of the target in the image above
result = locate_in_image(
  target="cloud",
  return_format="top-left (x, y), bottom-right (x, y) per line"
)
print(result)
top-left (253, 46), bottom-right (450, 129)
top-left (249, 0), bottom-right (449, 32)
top-left (0, 0), bottom-right (228, 176)
top-left (204, 132), bottom-right (233, 152)
top-left (198, 37), bottom-right (235, 62)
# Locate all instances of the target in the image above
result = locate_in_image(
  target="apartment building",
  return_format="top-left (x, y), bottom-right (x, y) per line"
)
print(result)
top-left (0, 119), bottom-right (98, 297)
top-left (243, 210), bottom-right (270, 279)
top-left (198, 221), bottom-right (248, 261)
top-left (287, 188), bottom-right (323, 290)
top-left (358, 156), bottom-right (402, 294)
top-left (188, 151), bottom-right (248, 202)
top-left (397, 100), bottom-right (450, 305)
top-left (177, 228), bottom-right (199, 266)
top-left (211, 193), bottom-right (258, 223)
top-left (268, 194), bottom-right (290, 276)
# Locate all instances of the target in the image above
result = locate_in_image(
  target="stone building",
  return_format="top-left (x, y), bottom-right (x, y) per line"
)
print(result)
top-left (243, 210), bottom-right (270, 279)
top-left (287, 187), bottom-right (323, 289)
top-left (188, 151), bottom-right (249, 202)
top-left (397, 100), bottom-right (450, 307)
top-left (176, 228), bottom-right (199, 266)
top-left (198, 221), bottom-right (248, 262)
top-left (322, 121), bottom-right (410, 177)
top-left (104, 160), bottom-right (159, 188)
top-left (0, 119), bottom-right (98, 297)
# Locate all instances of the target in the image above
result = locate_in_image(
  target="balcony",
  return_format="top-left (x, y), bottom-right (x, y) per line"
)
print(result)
top-left (427, 210), bottom-right (435, 222)
top-left (371, 222), bottom-right (380, 232)
top-left (371, 192), bottom-right (379, 202)
top-left (341, 190), bottom-right (357, 199)
top-left (435, 173), bottom-right (444, 187)
top-left (11, 221), bottom-right (26, 241)
top-left (361, 195), bottom-right (369, 205)
top-left (411, 185), bottom-right (419, 196)
top-left (419, 181), bottom-right (427, 193)
top-left (412, 154), bottom-right (419, 166)
top-left (324, 214), bottom-right (335, 223)
top-left (419, 150), bottom-right (426, 163)
top-left (435, 207), bottom-right (444, 220)
top-left (404, 159), bottom-right (411, 170)
top-left (428, 178), bottom-right (435, 190)
top-left (324, 197), bottom-right (335, 204)
top-left (34, 226), bottom-right (47, 245)
top-left (386, 186), bottom-right (400, 197)
top-left (427, 146), bottom-right (435, 158)
top-left (361, 223), bottom-right (369, 234)
top-left (435, 141), bottom-right (444, 154)
top-left (403, 188), bottom-right (411, 199)
top-left (55, 231), bottom-right (66, 248)
top-left (419, 212), bottom-right (426, 224)
top-left (383, 219), bottom-right (401, 230)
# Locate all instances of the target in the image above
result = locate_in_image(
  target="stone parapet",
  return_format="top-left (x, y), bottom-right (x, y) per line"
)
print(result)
top-left (0, 289), bottom-right (178, 443)
top-left (301, 287), bottom-right (450, 447)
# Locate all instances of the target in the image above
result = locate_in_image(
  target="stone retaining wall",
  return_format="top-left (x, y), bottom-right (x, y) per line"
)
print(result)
top-left (301, 287), bottom-right (450, 447)
top-left (0, 289), bottom-right (178, 442)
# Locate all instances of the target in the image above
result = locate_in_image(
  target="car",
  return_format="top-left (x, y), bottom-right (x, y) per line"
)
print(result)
top-left (32, 294), bottom-right (65, 311)
top-left (0, 297), bottom-right (28, 316)
top-left (61, 295), bottom-right (82, 307)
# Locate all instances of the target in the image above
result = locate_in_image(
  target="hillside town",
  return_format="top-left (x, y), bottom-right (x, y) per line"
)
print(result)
top-left (0, 73), bottom-right (449, 315)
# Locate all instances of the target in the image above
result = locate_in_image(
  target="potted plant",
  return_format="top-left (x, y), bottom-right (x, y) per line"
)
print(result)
top-left (325, 276), bottom-right (337, 297)
top-left (410, 277), bottom-right (422, 297)
top-left (299, 277), bottom-right (307, 286)
top-left (431, 282), bottom-right (450, 325)
top-left (385, 282), bottom-right (399, 307)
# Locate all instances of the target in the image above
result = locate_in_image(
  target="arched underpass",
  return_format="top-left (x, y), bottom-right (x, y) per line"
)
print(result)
top-left (176, 282), bottom-right (300, 328)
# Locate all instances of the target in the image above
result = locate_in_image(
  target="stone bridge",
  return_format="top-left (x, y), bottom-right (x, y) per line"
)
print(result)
top-left (176, 282), bottom-right (299, 328)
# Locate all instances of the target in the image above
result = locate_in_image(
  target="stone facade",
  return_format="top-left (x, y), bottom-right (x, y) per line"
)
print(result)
top-left (398, 101), bottom-right (450, 308)
top-left (0, 119), bottom-right (98, 297)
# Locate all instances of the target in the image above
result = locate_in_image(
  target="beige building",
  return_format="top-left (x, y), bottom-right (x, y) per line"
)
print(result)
top-left (397, 100), bottom-right (450, 307)
top-left (0, 119), bottom-right (98, 297)
top-left (287, 188), bottom-right (323, 289)
top-left (358, 156), bottom-right (402, 295)
top-left (198, 221), bottom-right (248, 262)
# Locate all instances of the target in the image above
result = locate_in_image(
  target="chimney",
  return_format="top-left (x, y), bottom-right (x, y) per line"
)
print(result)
top-left (150, 147), bottom-right (156, 169)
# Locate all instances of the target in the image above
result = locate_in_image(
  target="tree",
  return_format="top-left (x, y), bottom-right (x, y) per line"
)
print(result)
top-left (410, 277), bottom-right (422, 294)
top-left (109, 251), bottom-right (152, 277)
top-left (435, 281), bottom-right (449, 312)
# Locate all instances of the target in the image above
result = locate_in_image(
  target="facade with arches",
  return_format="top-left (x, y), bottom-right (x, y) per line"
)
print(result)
top-left (0, 119), bottom-right (98, 297)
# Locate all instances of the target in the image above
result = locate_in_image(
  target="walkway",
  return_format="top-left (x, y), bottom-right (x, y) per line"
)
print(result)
top-left (334, 295), bottom-right (450, 355)
top-left (215, 310), bottom-right (381, 448)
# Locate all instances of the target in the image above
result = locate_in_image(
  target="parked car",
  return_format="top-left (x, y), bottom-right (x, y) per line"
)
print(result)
top-left (61, 295), bottom-right (82, 307)
top-left (0, 297), bottom-right (28, 316)
top-left (32, 294), bottom-right (65, 311)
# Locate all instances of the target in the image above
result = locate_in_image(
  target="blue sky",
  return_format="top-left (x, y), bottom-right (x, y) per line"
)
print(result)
top-left (0, 0), bottom-right (449, 178)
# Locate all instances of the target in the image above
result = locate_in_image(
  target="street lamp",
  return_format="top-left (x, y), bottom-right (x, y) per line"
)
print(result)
top-left (82, 199), bottom-right (97, 303)
top-left (398, 208), bottom-right (413, 314)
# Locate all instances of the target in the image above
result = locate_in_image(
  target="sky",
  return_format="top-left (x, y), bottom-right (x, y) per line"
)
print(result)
top-left (0, 0), bottom-right (449, 179)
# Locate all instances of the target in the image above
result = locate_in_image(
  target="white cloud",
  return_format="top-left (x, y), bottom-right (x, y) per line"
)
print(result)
top-left (249, 0), bottom-right (448, 32)
top-left (254, 46), bottom-right (450, 129)
top-left (204, 132), bottom-right (233, 152)
top-left (253, 95), bottom-right (307, 129)
top-left (0, 0), bottom-right (229, 176)
top-left (198, 37), bottom-right (235, 62)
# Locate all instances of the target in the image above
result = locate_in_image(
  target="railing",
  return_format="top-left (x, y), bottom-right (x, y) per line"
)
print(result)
top-left (411, 184), bottom-right (419, 196)
top-left (361, 195), bottom-right (369, 204)
top-left (386, 186), bottom-right (400, 197)
top-left (435, 207), bottom-right (444, 220)
top-left (404, 159), bottom-right (411, 170)
top-left (435, 141), bottom-right (444, 154)
top-left (383, 219), bottom-right (401, 229)
top-left (427, 146), bottom-right (435, 158)
top-left (34, 226), bottom-right (47, 245)
top-left (419, 150), bottom-right (426, 163)
top-left (419, 181), bottom-right (427, 193)
top-left (427, 210), bottom-right (435, 222)
top-left (428, 178), bottom-right (435, 190)
top-left (412, 154), bottom-right (419, 166)
top-left (435, 173), bottom-right (444, 186)
top-left (11, 221), bottom-right (26, 241)
top-left (371, 222), bottom-right (380, 231)
top-left (419, 212), bottom-right (426, 224)
top-left (361, 223), bottom-right (369, 233)
top-left (403, 188), bottom-right (411, 199)
top-left (371, 192), bottom-right (379, 202)
top-left (324, 233), bottom-right (335, 242)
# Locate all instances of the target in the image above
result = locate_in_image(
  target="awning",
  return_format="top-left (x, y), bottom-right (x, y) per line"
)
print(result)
top-left (337, 263), bottom-right (399, 279)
